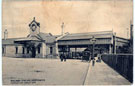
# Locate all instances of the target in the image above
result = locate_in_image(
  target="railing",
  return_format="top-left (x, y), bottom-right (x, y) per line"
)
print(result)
top-left (101, 54), bottom-right (133, 83)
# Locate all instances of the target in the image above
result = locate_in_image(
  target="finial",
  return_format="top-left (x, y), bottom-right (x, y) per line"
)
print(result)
top-left (4, 29), bottom-right (8, 40)
top-left (4, 29), bottom-right (8, 33)
top-left (33, 17), bottom-right (35, 20)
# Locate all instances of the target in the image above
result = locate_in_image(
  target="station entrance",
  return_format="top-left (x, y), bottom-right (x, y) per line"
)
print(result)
top-left (14, 39), bottom-right (43, 58)
top-left (58, 44), bottom-right (110, 60)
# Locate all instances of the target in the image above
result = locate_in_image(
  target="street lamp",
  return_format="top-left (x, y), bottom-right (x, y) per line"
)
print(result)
top-left (90, 36), bottom-right (96, 60)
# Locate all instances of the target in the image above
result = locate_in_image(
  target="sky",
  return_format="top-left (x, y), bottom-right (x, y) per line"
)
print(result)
top-left (2, 0), bottom-right (133, 38)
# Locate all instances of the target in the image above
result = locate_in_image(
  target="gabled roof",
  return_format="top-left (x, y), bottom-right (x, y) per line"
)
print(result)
top-left (53, 35), bottom-right (61, 38)
top-left (38, 32), bottom-right (56, 43)
top-left (14, 32), bottom-right (56, 44)
top-left (27, 32), bottom-right (56, 43)
top-left (59, 31), bottom-right (113, 41)
top-left (2, 32), bottom-right (56, 45)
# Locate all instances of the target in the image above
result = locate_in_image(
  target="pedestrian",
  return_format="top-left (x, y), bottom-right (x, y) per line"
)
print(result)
top-left (92, 58), bottom-right (95, 66)
top-left (60, 54), bottom-right (63, 62)
top-left (63, 53), bottom-right (66, 62)
top-left (98, 54), bottom-right (101, 62)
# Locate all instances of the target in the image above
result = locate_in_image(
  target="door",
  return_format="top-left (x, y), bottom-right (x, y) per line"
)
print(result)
top-left (32, 47), bottom-right (36, 58)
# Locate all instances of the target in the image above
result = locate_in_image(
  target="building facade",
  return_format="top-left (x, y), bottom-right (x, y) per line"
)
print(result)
top-left (2, 18), bottom-right (58, 58)
top-left (2, 18), bottom-right (130, 58)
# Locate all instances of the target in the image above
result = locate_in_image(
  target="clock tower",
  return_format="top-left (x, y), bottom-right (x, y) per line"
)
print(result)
top-left (29, 17), bottom-right (40, 36)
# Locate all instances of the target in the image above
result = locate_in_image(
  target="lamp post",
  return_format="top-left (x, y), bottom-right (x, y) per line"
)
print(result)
top-left (90, 36), bottom-right (96, 60)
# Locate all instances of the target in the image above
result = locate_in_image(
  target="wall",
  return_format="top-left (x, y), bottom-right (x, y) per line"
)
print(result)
top-left (2, 43), bottom-right (58, 58)
top-left (3, 45), bottom-right (24, 57)
top-left (101, 54), bottom-right (133, 83)
top-left (45, 43), bottom-right (57, 58)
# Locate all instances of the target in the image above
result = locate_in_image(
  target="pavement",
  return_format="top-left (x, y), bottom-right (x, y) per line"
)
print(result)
top-left (84, 59), bottom-right (131, 85)
top-left (2, 57), bottom-right (131, 85)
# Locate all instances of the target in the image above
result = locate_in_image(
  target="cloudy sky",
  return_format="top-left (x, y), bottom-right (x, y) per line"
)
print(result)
top-left (2, 0), bottom-right (133, 38)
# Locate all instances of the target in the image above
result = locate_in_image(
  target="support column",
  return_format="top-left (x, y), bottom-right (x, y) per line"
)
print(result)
top-left (24, 47), bottom-right (27, 57)
top-left (75, 47), bottom-right (77, 58)
top-left (68, 46), bottom-right (70, 52)
top-left (55, 42), bottom-right (59, 58)
top-left (109, 45), bottom-right (112, 54)
top-left (42, 42), bottom-right (46, 58)
top-left (113, 33), bottom-right (117, 54)
top-left (67, 45), bottom-right (70, 58)
top-left (22, 47), bottom-right (25, 54)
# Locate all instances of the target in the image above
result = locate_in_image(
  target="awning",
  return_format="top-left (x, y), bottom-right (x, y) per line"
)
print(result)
top-left (14, 37), bottom-right (44, 44)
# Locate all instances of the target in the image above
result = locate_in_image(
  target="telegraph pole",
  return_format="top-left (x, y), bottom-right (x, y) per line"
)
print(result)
top-left (90, 36), bottom-right (96, 61)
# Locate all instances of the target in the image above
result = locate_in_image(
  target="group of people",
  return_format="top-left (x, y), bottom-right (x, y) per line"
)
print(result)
top-left (60, 53), bottom-right (67, 62)
top-left (59, 53), bottom-right (102, 64)
top-left (91, 54), bottom-right (102, 66)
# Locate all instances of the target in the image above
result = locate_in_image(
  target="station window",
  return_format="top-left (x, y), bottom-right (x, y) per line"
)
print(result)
top-left (50, 47), bottom-right (53, 54)
top-left (15, 47), bottom-right (18, 54)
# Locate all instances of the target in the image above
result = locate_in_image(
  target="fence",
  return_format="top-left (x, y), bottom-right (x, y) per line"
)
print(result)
top-left (101, 54), bottom-right (133, 83)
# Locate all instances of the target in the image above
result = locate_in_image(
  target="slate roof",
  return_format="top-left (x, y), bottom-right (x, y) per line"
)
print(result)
top-left (15, 37), bottom-right (41, 42)
top-left (2, 38), bottom-right (25, 45)
top-left (2, 31), bottom-right (128, 45)
top-left (16, 32), bottom-right (56, 43)
top-left (2, 32), bottom-right (56, 45)
top-left (38, 32), bottom-right (56, 43)
top-left (59, 31), bottom-right (113, 41)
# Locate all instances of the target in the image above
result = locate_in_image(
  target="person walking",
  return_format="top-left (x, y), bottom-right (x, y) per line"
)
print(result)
top-left (63, 53), bottom-right (66, 62)
top-left (92, 57), bottom-right (95, 66)
top-left (98, 54), bottom-right (101, 62)
top-left (60, 54), bottom-right (63, 62)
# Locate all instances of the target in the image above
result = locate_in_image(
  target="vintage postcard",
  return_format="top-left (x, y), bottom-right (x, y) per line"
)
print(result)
top-left (2, 0), bottom-right (133, 85)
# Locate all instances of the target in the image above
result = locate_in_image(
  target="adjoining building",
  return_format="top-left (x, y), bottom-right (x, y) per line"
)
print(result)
top-left (2, 18), bottom-right (130, 58)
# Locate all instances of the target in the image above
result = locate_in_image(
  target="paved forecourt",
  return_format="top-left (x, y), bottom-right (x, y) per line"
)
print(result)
top-left (84, 59), bottom-right (131, 85)
top-left (2, 57), bottom-right (89, 85)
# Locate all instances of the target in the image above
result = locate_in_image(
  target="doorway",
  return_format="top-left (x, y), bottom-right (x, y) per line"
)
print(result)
top-left (32, 47), bottom-right (36, 58)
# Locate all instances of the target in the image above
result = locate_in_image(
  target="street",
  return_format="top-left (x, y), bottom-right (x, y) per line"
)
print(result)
top-left (2, 57), bottom-right (131, 85)
top-left (2, 57), bottom-right (89, 85)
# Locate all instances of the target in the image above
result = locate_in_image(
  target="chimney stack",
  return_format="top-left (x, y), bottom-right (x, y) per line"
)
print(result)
top-left (61, 22), bottom-right (65, 36)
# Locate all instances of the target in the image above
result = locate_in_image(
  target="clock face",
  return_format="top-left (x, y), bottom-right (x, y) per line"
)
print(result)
top-left (31, 24), bottom-right (37, 32)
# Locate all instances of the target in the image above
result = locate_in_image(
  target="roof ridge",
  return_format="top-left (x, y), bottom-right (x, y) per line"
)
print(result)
top-left (69, 30), bottom-right (113, 35)
top-left (2, 37), bottom-right (26, 40)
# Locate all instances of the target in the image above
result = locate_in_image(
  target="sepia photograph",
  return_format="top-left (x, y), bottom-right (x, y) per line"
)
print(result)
top-left (2, 0), bottom-right (133, 85)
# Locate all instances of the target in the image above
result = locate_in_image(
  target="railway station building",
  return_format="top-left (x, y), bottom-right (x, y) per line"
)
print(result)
top-left (2, 18), bottom-right (130, 58)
